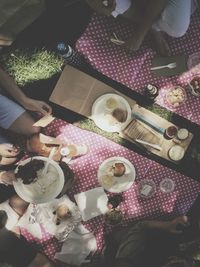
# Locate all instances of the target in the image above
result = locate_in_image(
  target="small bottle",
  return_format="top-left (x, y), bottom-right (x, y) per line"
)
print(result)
top-left (56, 42), bottom-right (84, 67)
top-left (56, 42), bottom-right (74, 61)
top-left (145, 84), bottom-right (159, 102)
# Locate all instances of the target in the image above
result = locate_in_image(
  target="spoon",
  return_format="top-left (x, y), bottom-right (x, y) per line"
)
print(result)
top-left (42, 147), bottom-right (57, 176)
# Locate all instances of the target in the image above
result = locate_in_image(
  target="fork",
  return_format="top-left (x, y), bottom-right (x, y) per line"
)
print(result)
top-left (150, 62), bottom-right (177, 70)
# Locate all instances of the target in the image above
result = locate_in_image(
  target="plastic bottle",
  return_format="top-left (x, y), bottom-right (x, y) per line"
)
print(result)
top-left (56, 42), bottom-right (84, 67)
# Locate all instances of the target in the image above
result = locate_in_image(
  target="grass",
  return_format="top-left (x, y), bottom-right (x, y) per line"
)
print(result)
top-left (0, 48), bottom-right (64, 86)
top-left (76, 118), bottom-right (126, 144)
top-left (146, 103), bottom-right (172, 121)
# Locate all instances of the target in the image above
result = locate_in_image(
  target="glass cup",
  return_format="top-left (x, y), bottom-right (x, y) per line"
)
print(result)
top-left (159, 178), bottom-right (175, 193)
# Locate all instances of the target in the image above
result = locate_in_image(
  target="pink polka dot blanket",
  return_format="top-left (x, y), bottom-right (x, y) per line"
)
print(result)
top-left (21, 119), bottom-right (200, 261)
top-left (76, 12), bottom-right (200, 125)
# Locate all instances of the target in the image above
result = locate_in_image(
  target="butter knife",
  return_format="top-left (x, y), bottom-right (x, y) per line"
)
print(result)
top-left (135, 139), bottom-right (162, 151)
top-left (132, 112), bottom-right (165, 135)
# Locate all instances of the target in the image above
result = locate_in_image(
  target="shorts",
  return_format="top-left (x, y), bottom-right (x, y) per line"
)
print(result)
top-left (0, 94), bottom-right (25, 130)
top-left (0, 94), bottom-right (25, 145)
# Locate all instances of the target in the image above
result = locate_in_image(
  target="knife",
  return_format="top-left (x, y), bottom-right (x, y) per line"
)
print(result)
top-left (132, 112), bottom-right (165, 135)
top-left (135, 139), bottom-right (162, 151)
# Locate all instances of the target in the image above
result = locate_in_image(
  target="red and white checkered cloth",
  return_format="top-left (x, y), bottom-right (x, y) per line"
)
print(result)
top-left (76, 12), bottom-right (200, 125)
top-left (21, 119), bottom-right (200, 261)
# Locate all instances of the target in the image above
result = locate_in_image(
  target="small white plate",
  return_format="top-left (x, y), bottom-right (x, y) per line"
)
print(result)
top-left (14, 156), bottom-right (65, 204)
top-left (91, 93), bottom-right (132, 132)
top-left (168, 145), bottom-right (185, 161)
top-left (97, 157), bottom-right (136, 193)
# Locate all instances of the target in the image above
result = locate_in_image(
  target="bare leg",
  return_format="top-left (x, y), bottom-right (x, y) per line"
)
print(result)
top-left (122, 0), bottom-right (169, 51)
top-left (9, 195), bottom-right (29, 216)
top-left (8, 112), bottom-right (40, 136)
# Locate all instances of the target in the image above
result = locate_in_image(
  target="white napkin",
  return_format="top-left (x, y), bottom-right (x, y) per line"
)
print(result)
top-left (55, 223), bottom-right (97, 266)
top-left (74, 187), bottom-right (108, 221)
top-left (17, 207), bottom-right (43, 239)
top-left (112, 0), bottom-right (131, 17)
top-left (34, 195), bottom-right (82, 241)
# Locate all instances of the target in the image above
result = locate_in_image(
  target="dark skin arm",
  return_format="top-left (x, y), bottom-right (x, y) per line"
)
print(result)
top-left (86, 0), bottom-right (169, 51)
top-left (123, 0), bottom-right (169, 50)
top-left (144, 216), bottom-right (189, 234)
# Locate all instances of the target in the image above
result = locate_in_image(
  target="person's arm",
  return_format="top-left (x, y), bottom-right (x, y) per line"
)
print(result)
top-left (124, 0), bottom-right (169, 50)
top-left (0, 170), bottom-right (16, 185)
top-left (144, 216), bottom-right (189, 234)
top-left (0, 67), bottom-right (52, 116)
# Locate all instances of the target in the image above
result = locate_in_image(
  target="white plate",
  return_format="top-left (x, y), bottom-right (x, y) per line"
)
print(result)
top-left (14, 156), bottom-right (65, 204)
top-left (168, 145), bottom-right (185, 161)
top-left (97, 157), bottom-right (136, 193)
top-left (91, 93), bottom-right (132, 132)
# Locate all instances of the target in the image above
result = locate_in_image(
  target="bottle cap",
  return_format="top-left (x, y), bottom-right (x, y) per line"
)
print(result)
top-left (57, 42), bottom-right (66, 51)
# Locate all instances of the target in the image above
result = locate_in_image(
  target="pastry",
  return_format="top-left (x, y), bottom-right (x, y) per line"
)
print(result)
top-left (113, 162), bottom-right (126, 177)
top-left (112, 108), bottom-right (127, 123)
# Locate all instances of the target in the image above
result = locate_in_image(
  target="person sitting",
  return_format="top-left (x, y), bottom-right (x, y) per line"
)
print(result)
top-left (0, 210), bottom-right (55, 267)
top-left (0, 66), bottom-right (52, 201)
top-left (86, 0), bottom-right (199, 56)
top-left (103, 213), bottom-right (200, 267)
top-left (0, 0), bottom-right (45, 47)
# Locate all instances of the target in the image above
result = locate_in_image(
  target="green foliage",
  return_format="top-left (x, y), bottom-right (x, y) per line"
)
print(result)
top-left (146, 103), bottom-right (172, 121)
top-left (0, 48), bottom-right (64, 86)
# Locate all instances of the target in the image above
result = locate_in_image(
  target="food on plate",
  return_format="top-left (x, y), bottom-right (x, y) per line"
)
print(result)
top-left (113, 162), bottom-right (126, 177)
top-left (104, 113), bottom-right (119, 126)
top-left (16, 159), bottom-right (44, 184)
top-left (101, 175), bottom-right (113, 187)
top-left (105, 209), bottom-right (122, 225)
top-left (189, 76), bottom-right (200, 96)
top-left (105, 97), bottom-right (118, 110)
top-left (177, 128), bottom-right (189, 140)
top-left (112, 108), bottom-right (128, 123)
top-left (166, 86), bottom-right (186, 107)
top-left (168, 145), bottom-right (185, 161)
top-left (53, 204), bottom-right (71, 225)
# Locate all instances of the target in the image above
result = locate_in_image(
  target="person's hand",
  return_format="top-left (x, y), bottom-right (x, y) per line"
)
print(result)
top-left (168, 216), bottom-right (189, 234)
top-left (21, 97), bottom-right (52, 116)
top-left (86, 0), bottom-right (116, 16)
top-left (0, 144), bottom-right (20, 158)
top-left (0, 170), bottom-right (16, 185)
